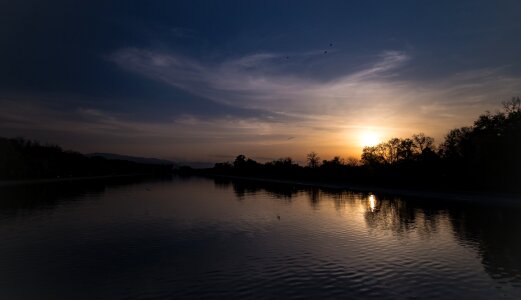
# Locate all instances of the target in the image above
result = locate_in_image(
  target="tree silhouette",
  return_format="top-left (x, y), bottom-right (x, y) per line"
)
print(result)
top-left (306, 151), bottom-right (321, 168)
top-left (233, 155), bottom-right (247, 169)
top-left (0, 137), bottom-right (172, 180)
top-left (502, 96), bottom-right (521, 114)
top-left (412, 133), bottom-right (435, 154)
top-left (438, 127), bottom-right (473, 160)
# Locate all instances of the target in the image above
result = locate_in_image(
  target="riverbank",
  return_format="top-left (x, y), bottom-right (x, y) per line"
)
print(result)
top-left (204, 174), bottom-right (521, 206)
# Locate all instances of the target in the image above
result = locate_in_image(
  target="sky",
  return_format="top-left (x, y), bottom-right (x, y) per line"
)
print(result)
top-left (1, 0), bottom-right (520, 164)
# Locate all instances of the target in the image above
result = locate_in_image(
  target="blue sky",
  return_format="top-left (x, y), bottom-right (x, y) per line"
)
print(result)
top-left (1, 0), bottom-right (520, 162)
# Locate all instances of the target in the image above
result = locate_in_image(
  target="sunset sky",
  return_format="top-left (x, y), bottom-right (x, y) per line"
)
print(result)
top-left (1, 1), bottom-right (520, 164)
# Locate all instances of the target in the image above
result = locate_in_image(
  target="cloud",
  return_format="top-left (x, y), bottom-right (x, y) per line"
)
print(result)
top-left (109, 48), bottom-right (412, 115)
top-left (109, 47), bottom-right (520, 129)
top-left (0, 95), bottom-right (316, 161)
top-left (105, 47), bottom-right (521, 161)
top-left (2, 48), bottom-right (520, 161)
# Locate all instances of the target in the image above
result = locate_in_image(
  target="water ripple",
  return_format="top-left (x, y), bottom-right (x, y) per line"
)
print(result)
top-left (0, 177), bottom-right (520, 299)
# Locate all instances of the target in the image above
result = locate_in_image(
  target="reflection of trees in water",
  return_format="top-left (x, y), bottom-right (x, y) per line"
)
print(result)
top-left (213, 178), bottom-right (232, 190)
top-left (226, 180), bottom-right (362, 209)
top-left (308, 187), bottom-right (320, 209)
top-left (219, 178), bottom-right (521, 284)
top-left (364, 197), bottom-right (442, 239)
top-left (223, 179), bottom-right (301, 201)
top-left (0, 182), bottom-right (106, 213)
top-left (319, 189), bottom-right (368, 212)
top-left (449, 206), bottom-right (521, 284)
top-left (0, 176), bottom-right (161, 213)
top-left (361, 195), bottom-right (521, 283)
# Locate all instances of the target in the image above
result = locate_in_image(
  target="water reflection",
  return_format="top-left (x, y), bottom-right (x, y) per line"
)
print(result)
top-left (450, 206), bottom-right (521, 284)
top-left (308, 187), bottom-right (321, 209)
top-left (222, 178), bottom-right (521, 284)
top-left (0, 176), bottom-right (519, 299)
top-left (368, 194), bottom-right (376, 212)
top-left (0, 176), bottom-right (170, 216)
top-left (363, 195), bottom-right (441, 236)
top-left (213, 178), bottom-right (301, 201)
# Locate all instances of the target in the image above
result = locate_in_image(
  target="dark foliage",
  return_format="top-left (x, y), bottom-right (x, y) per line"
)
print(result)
top-left (208, 98), bottom-right (521, 193)
top-left (0, 137), bottom-right (173, 180)
top-left (438, 97), bottom-right (521, 190)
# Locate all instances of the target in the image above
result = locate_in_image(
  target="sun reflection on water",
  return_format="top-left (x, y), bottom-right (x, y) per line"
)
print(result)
top-left (368, 194), bottom-right (376, 212)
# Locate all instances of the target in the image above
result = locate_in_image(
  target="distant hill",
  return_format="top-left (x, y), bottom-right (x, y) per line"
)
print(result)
top-left (87, 153), bottom-right (175, 166)
top-left (87, 153), bottom-right (214, 169)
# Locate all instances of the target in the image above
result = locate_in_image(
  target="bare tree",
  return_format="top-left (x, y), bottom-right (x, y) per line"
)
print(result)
top-left (503, 96), bottom-right (521, 114)
top-left (412, 133), bottom-right (434, 153)
top-left (306, 151), bottom-right (321, 168)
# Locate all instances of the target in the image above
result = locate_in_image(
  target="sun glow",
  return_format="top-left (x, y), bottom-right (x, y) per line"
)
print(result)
top-left (368, 195), bottom-right (377, 212)
top-left (360, 131), bottom-right (380, 147)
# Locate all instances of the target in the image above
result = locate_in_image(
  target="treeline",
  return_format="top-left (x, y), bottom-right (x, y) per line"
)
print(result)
top-left (0, 138), bottom-right (173, 180)
top-left (208, 98), bottom-right (521, 192)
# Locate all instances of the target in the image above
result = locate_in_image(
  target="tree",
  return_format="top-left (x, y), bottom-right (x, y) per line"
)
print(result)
top-left (306, 151), bottom-right (321, 168)
top-left (503, 96), bottom-right (521, 115)
top-left (271, 157), bottom-right (295, 167)
top-left (398, 138), bottom-right (415, 161)
top-left (439, 127), bottom-right (473, 160)
top-left (383, 138), bottom-right (401, 164)
top-left (214, 162), bottom-right (232, 170)
top-left (345, 156), bottom-right (361, 167)
top-left (361, 146), bottom-right (385, 166)
top-left (412, 133), bottom-right (435, 154)
top-left (323, 156), bottom-right (343, 165)
top-left (321, 156), bottom-right (344, 169)
top-left (233, 154), bottom-right (246, 168)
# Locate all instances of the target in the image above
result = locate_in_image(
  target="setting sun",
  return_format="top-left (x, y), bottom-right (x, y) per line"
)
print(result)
top-left (360, 132), bottom-right (380, 147)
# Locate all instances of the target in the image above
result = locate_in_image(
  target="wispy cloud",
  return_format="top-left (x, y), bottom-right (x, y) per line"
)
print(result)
top-left (0, 96), bottom-right (314, 161)
top-left (109, 47), bottom-right (520, 130)
top-left (109, 48), bottom-right (412, 115)
top-left (2, 48), bottom-right (519, 161)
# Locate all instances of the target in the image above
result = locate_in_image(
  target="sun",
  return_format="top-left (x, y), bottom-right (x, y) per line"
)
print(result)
top-left (360, 132), bottom-right (380, 147)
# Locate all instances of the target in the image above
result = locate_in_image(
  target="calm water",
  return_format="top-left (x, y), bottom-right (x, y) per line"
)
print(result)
top-left (0, 176), bottom-right (520, 299)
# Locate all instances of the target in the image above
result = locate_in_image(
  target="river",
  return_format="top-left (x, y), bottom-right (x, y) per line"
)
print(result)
top-left (0, 176), bottom-right (520, 299)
